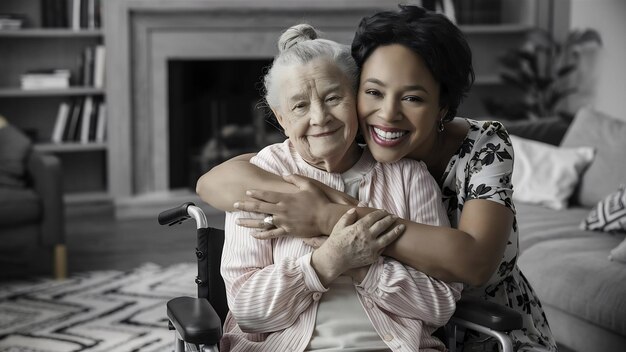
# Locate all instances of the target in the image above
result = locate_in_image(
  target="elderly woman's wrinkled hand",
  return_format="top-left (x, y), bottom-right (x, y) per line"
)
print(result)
top-left (311, 209), bottom-right (405, 285)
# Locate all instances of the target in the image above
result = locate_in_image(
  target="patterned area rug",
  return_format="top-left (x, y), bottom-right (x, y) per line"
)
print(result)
top-left (0, 263), bottom-right (197, 352)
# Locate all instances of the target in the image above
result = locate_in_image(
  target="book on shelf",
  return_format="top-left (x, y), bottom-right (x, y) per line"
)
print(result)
top-left (71, 0), bottom-right (81, 31)
top-left (64, 98), bottom-right (83, 141)
top-left (73, 0), bottom-right (102, 30)
top-left (0, 13), bottom-right (26, 30)
top-left (93, 45), bottom-right (105, 88)
top-left (52, 98), bottom-right (105, 143)
top-left (79, 96), bottom-right (94, 143)
top-left (21, 43), bottom-right (105, 89)
top-left (95, 101), bottom-right (106, 143)
top-left (51, 102), bottom-right (71, 143)
top-left (453, 0), bottom-right (502, 25)
top-left (41, 0), bottom-right (68, 28)
top-left (77, 45), bottom-right (105, 87)
top-left (88, 98), bottom-right (99, 141)
top-left (80, 46), bottom-right (94, 86)
top-left (421, 0), bottom-right (456, 23)
top-left (442, 0), bottom-right (457, 23)
top-left (21, 69), bottom-right (71, 90)
top-left (88, 0), bottom-right (98, 29)
top-left (40, 0), bottom-right (102, 29)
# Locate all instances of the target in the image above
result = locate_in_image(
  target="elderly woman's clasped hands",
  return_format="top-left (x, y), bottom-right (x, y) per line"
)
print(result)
top-left (235, 174), bottom-right (405, 284)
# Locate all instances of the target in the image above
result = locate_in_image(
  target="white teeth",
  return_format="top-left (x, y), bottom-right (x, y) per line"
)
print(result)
top-left (373, 127), bottom-right (407, 141)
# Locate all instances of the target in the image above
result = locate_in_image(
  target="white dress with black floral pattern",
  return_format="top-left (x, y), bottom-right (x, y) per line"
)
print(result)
top-left (439, 119), bottom-right (556, 352)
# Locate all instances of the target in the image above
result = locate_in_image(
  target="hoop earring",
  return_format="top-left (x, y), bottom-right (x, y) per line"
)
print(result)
top-left (438, 119), bottom-right (445, 133)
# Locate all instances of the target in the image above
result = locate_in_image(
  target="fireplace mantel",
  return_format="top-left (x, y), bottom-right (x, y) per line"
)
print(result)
top-left (103, 0), bottom-right (399, 206)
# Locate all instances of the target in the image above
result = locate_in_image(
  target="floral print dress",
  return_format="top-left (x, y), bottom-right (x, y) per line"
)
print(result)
top-left (439, 119), bottom-right (556, 352)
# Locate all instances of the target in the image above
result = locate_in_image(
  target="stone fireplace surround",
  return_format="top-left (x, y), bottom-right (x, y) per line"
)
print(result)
top-left (103, 0), bottom-right (398, 212)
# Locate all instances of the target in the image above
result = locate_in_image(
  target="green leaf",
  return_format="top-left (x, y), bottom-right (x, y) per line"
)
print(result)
top-left (567, 28), bottom-right (603, 48)
top-left (537, 77), bottom-right (554, 90)
top-left (556, 64), bottom-right (576, 78)
top-left (515, 50), bottom-right (539, 78)
top-left (500, 72), bottom-right (530, 91)
top-left (546, 88), bottom-right (577, 110)
top-left (499, 52), bottom-right (523, 70)
top-left (527, 28), bottom-right (554, 49)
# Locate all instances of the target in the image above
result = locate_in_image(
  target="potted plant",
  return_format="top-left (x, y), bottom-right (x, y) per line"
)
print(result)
top-left (484, 27), bottom-right (602, 121)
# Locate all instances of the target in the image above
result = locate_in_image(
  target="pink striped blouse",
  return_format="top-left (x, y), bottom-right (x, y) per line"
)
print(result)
top-left (220, 140), bottom-right (463, 352)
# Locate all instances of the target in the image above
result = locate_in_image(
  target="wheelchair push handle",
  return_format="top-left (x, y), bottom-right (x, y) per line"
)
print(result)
top-left (158, 202), bottom-right (208, 229)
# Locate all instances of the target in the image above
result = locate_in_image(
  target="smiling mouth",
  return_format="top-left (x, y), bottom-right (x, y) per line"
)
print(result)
top-left (309, 128), bottom-right (340, 137)
top-left (370, 126), bottom-right (409, 146)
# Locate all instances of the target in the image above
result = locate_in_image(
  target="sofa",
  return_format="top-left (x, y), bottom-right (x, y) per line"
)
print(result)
top-left (503, 108), bottom-right (626, 352)
top-left (0, 118), bottom-right (66, 279)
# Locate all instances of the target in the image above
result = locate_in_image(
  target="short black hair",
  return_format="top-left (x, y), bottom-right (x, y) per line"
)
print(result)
top-left (351, 5), bottom-right (475, 122)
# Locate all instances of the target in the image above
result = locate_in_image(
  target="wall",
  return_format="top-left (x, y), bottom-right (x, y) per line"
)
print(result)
top-left (570, 0), bottom-right (626, 120)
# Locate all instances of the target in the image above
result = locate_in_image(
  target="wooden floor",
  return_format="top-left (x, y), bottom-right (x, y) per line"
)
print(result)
top-left (65, 203), bottom-right (226, 274)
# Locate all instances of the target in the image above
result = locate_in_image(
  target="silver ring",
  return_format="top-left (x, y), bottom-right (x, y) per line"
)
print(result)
top-left (263, 215), bottom-right (274, 226)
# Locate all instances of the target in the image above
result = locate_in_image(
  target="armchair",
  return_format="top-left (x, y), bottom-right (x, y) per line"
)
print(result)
top-left (0, 149), bottom-right (66, 279)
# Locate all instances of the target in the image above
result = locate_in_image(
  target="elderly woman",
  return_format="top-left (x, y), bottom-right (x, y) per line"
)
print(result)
top-left (219, 24), bottom-right (461, 352)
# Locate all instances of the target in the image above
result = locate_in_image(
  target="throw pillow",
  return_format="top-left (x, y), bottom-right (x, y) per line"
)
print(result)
top-left (609, 237), bottom-right (626, 263)
top-left (0, 116), bottom-right (32, 188)
top-left (561, 107), bottom-right (626, 207)
top-left (510, 135), bottom-right (595, 210)
top-left (581, 186), bottom-right (626, 233)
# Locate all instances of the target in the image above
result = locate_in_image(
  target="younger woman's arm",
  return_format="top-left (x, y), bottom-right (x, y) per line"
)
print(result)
top-left (236, 176), bottom-right (512, 286)
top-left (317, 200), bottom-right (512, 286)
top-left (200, 156), bottom-right (511, 286)
top-left (196, 153), bottom-right (297, 212)
top-left (196, 154), bottom-right (358, 214)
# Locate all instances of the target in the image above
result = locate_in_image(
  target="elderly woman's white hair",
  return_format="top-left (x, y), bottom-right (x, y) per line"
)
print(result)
top-left (263, 24), bottom-right (359, 109)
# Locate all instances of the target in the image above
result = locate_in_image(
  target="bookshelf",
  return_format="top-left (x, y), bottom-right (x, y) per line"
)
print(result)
top-left (34, 142), bottom-right (107, 153)
top-left (0, 0), bottom-right (108, 203)
top-left (0, 87), bottom-right (104, 97)
top-left (0, 28), bottom-right (102, 37)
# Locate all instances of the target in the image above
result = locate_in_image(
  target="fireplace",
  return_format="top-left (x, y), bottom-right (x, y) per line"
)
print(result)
top-left (103, 0), bottom-right (395, 207)
top-left (167, 59), bottom-right (281, 190)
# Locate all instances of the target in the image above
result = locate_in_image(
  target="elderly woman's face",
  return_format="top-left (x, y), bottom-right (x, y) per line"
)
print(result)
top-left (273, 58), bottom-right (359, 172)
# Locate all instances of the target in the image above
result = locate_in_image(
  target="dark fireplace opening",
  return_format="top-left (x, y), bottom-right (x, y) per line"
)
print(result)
top-left (168, 59), bottom-right (283, 190)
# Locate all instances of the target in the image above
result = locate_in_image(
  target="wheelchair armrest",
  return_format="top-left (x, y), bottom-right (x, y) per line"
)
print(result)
top-left (452, 296), bottom-right (523, 332)
top-left (167, 296), bottom-right (222, 345)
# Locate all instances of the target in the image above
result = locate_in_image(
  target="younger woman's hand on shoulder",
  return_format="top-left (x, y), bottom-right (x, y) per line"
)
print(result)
top-left (234, 174), bottom-right (335, 239)
top-left (287, 174), bottom-right (358, 206)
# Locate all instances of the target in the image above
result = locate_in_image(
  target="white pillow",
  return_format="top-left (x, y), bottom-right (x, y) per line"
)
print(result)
top-left (510, 135), bottom-right (595, 210)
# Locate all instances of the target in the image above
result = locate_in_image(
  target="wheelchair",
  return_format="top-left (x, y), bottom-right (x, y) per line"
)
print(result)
top-left (159, 202), bottom-right (523, 352)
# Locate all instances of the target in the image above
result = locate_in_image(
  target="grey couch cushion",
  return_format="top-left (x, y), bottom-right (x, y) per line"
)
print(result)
top-left (560, 108), bottom-right (626, 207)
top-left (0, 123), bottom-right (32, 188)
top-left (516, 202), bottom-right (593, 253)
top-left (0, 188), bottom-right (40, 226)
top-left (518, 234), bottom-right (626, 337)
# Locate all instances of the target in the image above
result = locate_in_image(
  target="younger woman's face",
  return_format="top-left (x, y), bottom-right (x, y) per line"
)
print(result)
top-left (357, 44), bottom-right (446, 163)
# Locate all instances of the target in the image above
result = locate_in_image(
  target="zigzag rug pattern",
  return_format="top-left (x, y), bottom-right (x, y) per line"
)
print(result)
top-left (0, 263), bottom-right (197, 352)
